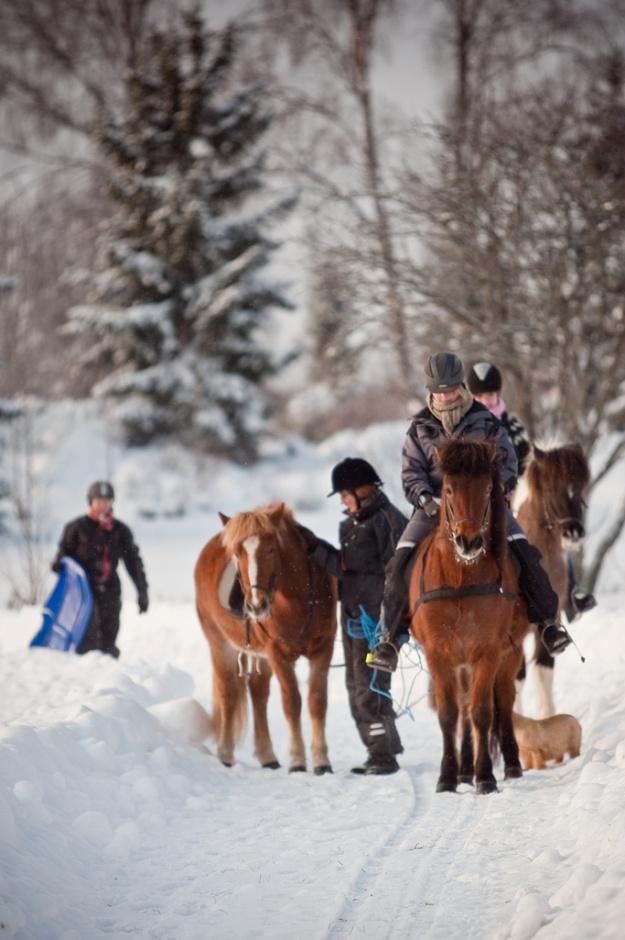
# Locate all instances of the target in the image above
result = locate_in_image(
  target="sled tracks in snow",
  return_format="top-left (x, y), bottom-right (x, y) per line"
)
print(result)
top-left (324, 766), bottom-right (495, 940)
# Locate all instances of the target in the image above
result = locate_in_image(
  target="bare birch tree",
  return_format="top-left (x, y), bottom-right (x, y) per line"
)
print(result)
top-left (258, 0), bottom-right (413, 386)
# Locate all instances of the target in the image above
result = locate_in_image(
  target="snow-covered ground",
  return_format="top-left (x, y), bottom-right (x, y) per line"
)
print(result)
top-left (1, 403), bottom-right (625, 939)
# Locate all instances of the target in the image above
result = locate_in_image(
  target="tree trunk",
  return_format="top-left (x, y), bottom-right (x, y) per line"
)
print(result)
top-left (348, 0), bottom-right (411, 385)
top-left (584, 491), bottom-right (625, 593)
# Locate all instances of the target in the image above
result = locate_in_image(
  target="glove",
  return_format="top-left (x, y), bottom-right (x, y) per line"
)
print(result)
top-left (137, 590), bottom-right (149, 614)
top-left (420, 494), bottom-right (439, 518)
top-left (295, 522), bottom-right (319, 554)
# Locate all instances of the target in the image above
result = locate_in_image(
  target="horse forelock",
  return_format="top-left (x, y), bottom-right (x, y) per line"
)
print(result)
top-left (439, 440), bottom-right (497, 478)
top-left (527, 444), bottom-right (590, 497)
top-left (221, 502), bottom-right (294, 555)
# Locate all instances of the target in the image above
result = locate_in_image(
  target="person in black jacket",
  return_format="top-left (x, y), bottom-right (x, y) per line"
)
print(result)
top-left (52, 480), bottom-right (149, 658)
top-left (367, 352), bottom-right (572, 673)
top-left (303, 458), bottom-right (408, 775)
top-left (467, 360), bottom-right (596, 621)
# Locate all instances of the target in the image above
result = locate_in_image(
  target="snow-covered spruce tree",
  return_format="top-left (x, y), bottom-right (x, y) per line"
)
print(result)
top-left (69, 12), bottom-right (291, 460)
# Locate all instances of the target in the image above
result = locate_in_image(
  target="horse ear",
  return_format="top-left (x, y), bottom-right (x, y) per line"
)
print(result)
top-left (218, 512), bottom-right (231, 527)
top-left (268, 501), bottom-right (286, 525)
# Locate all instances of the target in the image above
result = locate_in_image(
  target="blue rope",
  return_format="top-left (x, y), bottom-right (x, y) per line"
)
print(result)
top-left (346, 605), bottom-right (429, 718)
top-left (345, 605), bottom-right (383, 646)
top-left (346, 606), bottom-right (395, 704)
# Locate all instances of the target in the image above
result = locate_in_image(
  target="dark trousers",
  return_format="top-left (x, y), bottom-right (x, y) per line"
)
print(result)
top-left (342, 617), bottom-right (402, 758)
top-left (79, 583), bottom-right (122, 657)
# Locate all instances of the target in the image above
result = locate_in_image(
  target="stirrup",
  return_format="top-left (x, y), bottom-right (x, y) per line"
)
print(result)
top-left (366, 641), bottom-right (399, 673)
top-left (539, 622), bottom-right (572, 656)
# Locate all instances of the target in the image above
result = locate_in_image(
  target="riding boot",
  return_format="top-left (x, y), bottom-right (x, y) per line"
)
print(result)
top-left (564, 556), bottom-right (597, 621)
top-left (352, 719), bottom-right (402, 774)
top-left (509, 537), bottom-right (572, 656)
top-left (366, 545), bottom-right (415, 673)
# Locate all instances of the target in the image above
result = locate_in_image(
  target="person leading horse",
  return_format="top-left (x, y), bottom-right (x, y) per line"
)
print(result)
top-left (367, 352), bottom-right (572, 673)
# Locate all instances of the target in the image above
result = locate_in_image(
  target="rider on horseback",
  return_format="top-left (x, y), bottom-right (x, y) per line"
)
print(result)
top-left (367, 352), bottom-right (572, 673)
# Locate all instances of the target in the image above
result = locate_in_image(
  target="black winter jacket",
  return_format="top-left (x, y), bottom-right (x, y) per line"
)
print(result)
top-left (401, 400), bottom-right (518, 508)
top-left (310, 491), bottom-right (408, 621)
top-left (52, 515), bottom-right (148, 597)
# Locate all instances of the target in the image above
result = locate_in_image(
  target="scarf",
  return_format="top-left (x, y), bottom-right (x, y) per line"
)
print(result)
top-left (489, 396), bottom-right (506, 420)
top-left (427, 385), bottom-right (474, 436)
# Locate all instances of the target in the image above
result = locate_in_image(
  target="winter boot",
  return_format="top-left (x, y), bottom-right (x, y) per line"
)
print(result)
top-left (564, 556), bottom-right (597, 621)
top-left (572, 590), bottom-right (597, 615)
top-left (365, 755), bottom-right (400, 775)
top-left (539, 621), bottom-right (572, 656)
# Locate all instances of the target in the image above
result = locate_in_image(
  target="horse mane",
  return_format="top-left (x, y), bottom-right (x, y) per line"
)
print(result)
top-left (525, 443), bottom-right (590, 499)
top-left (221, 502), bottom-right (294, 555)
top-left (439, 441), bottom-right (507, 567)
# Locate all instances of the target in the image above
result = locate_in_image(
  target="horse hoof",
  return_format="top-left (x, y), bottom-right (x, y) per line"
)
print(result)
top-left (220, 760), bottom-right (233, 768)
top-left (458, 774), bottom-right (474, 786)
top-left (289, 765), bottom-right (307, 773)
top-left (476, 779), bottom-right (499, 794)
top-left (504, 765), bottom-right (523, 779)
top-left (436, 779), bottom-right (457, 793)
top-left (313, 764), bottom-right (333, 776)
top-left (262, 760), bottom-right (281, 770)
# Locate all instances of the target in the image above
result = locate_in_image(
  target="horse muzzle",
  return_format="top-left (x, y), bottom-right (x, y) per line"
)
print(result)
top-left (562, 521), bottom-right (585, 547)
top-left (453, 533), bottom-right (486, 564)
top-left (244, 591), bottom-right (272, 621)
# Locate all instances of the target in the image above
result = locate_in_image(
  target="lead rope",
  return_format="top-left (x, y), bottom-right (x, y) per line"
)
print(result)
top-left (346, 606), bottom-right (429, 720)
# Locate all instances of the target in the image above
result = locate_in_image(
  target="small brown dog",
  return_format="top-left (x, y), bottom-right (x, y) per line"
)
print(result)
top-left (512, 711), bottom-right (582, 770)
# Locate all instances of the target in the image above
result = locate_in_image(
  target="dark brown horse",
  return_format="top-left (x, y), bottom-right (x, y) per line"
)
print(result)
top-left (194, 502), bottom-right (337, 773)
top-left (409, 441), bottom-right (529, 794)
top-left (515, 443), bottom-right (591, 716)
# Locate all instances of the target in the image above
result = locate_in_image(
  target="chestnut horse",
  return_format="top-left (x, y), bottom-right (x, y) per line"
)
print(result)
top-left (409, 441), bottom-right (529, 794)
top-left (194, 502), bottom-right (337, 773)
top-left (515, 443), bottom-right (591, 716)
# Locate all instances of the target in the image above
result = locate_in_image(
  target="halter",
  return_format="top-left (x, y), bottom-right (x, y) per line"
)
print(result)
top-left (540, 507), bottom-right (585, 534)
top-left (237, 544), bottom-right (318, 674)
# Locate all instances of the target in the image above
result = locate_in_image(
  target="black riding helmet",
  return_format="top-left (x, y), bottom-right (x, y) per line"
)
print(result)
top-left (467, 361), bottom-right (502, 395)
top-left (87, 480), bottom-right (115, 503)
top-left (328, 458), bottom-right (383, 496)
top-left (424, 352), bottom-right (465, 392)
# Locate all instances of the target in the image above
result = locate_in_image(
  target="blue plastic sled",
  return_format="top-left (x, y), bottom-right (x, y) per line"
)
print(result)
top-left (30, 556), bottom-right (93, 652)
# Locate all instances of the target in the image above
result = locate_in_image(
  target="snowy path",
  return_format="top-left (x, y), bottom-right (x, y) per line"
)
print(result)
top-left (2, 599), bottom-right (625, 939)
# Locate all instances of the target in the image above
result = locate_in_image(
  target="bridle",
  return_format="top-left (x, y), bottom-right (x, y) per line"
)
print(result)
top-left (444, 486), bottom-right (492, 544)
top-left (540, 497), bottom-right (586, 536)
top-left (247, 568), bottom-right (279, 603)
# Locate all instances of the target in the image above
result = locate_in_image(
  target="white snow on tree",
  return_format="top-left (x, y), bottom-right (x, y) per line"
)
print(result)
top-left (68, 12), bottom-right (292, 460)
